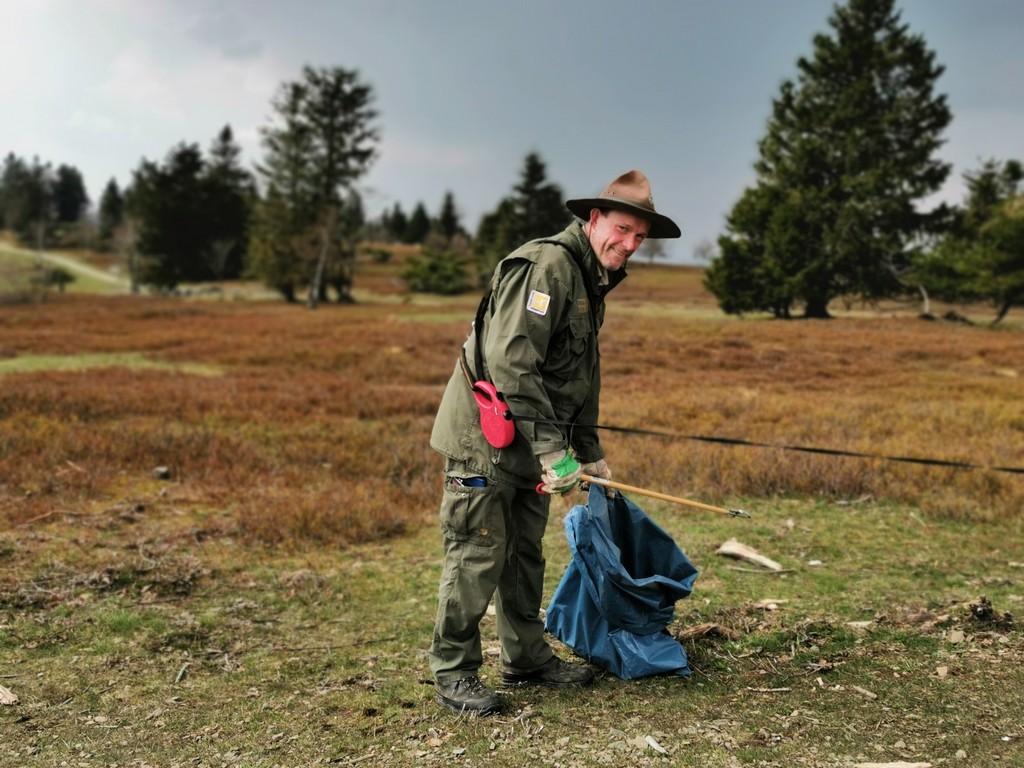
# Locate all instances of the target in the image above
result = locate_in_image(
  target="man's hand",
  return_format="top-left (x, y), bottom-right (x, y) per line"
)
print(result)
top-left (580, 459), bottom-right (611, 481)
top-left (538, 450), bottom-right (581, 494)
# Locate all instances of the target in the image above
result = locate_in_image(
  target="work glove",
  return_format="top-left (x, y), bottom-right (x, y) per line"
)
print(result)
top-left (580, 459), bottom-right (611, 481)
top-left (580, 458), bottom-right (615, 497)
top-left (538, 450), bottom-right (582, 495)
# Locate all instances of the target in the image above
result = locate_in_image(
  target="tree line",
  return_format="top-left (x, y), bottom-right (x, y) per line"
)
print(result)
top-left (0, 64), bottom-right (573, 305)
top-left (2, 0), bottom-right (1021, 321)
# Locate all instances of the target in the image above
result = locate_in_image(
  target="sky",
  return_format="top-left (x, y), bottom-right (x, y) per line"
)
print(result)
top-left (3, 0), bottom-right (1023, 264)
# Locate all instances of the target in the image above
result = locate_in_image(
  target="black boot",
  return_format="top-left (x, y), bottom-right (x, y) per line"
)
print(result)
top-left (435, 675), bottom-right (504, 715)
top-left (501, 656), bottom-right (595, 688)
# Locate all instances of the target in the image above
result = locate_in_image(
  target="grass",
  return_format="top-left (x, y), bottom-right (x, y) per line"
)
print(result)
top-left (0, 351), bottom-right (223, 376)
top-left (0, 242), bottom-right (126, 296)
top-left (2, 495), bottom-right (1021, 766)
top-left (1, 255), bottom-right (1022, 766)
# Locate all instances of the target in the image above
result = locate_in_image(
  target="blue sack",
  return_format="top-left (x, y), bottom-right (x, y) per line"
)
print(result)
top-left (545, 484), bottom-right (699, 679)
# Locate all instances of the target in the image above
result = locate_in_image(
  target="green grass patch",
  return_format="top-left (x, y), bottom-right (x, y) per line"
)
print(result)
top-left (0, 244), bottom-right (125, 295)
top-left (0, 352), bottom-right (223, 376)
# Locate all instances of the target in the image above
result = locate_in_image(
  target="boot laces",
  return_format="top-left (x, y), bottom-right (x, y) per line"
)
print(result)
top-left (457, 675), bottom-right (488, 695)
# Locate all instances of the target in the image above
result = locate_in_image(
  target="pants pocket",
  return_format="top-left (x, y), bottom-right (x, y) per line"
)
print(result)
top-left (440, 474), bottom-right (497, 548)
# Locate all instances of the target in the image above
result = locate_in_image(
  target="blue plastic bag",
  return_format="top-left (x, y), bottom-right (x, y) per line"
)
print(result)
top-left (545, 485), bottom-right (699, 679)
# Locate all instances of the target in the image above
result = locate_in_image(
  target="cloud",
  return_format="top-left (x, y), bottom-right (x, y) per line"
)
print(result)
top-left (99, 44), bottom-right (186, 121)
top-left (187, 8), bottom-right (265, 61)
top-left (94, 40), bottom-right (285, 142)
top-left (68, 110), bottom-right (130, 137)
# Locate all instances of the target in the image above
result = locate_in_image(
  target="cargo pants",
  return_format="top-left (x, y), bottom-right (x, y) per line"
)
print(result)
top-left (428, 460), bottom-right (555, 684)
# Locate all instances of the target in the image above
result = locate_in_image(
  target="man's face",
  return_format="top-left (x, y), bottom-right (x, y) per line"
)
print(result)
top-left (587, 209), bottom-right (651, 271)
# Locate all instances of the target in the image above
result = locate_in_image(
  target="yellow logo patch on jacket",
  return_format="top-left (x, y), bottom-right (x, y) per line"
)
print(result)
top-left (527, 290), bottom-right (551, 316)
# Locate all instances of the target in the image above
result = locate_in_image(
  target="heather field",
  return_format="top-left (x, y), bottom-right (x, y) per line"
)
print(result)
top-left (2, 259), bottom-right (1022, 766)
top-left (1, 261), bottom-right (1021, 536)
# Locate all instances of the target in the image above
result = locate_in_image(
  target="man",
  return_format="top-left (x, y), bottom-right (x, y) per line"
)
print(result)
top-left (428, 170), bottom-right (681, 714)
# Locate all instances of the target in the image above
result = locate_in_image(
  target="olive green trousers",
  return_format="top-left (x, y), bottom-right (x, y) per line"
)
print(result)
top-left (428, 463), bottom-right (554, 684)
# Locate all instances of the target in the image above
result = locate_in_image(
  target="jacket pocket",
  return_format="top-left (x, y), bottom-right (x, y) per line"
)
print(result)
top-left (545, 313), bottom-right (592, 383)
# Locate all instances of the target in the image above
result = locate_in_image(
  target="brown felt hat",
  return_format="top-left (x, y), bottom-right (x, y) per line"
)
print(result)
top-left (566, 170), bottom-right (681, 239)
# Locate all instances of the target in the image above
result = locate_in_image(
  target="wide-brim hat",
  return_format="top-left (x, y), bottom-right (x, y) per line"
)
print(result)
top-left (566, 170), bottom-right (681, 239)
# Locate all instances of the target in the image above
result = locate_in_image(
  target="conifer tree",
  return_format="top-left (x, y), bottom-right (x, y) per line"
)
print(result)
top-left (97, 178), bottom-right (124, 250)
top-left (204, 125), bottom-right (256, 279)
top-left (52, 165), bottom-right (89, 224)
top-left (126, 142), bottom-right (208, 287)
top-left (707, 0), bottom-right (951, 318)
top-left (473, 153), bottom-right (571, 279)
top-left (387, 203), bottom-right (408, 242)
top-left (251, 66), bottom-right (379, 305)
top-left (0, 153), bottom-right (54, 247)
top-left (914, 159), bottom-right (1023, 324)
top-left (436, 191), bottom-right (462, 242)
top-left (403, 202), bottom-right (431, 244)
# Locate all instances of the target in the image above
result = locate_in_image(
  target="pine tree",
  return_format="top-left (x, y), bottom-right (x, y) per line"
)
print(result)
top-left (52, 165), bottom-right (89, 224)
top-left (125, 142), bottom-right (209, 287)
top-left (97, 178), bottom-right (124, 250)
top-left (436, 191), bottom-right (462, 243)
top-left (0, 154), bottom-right (54, 247)
top-left (403, 202), bottom-right (431, 244)
top-left (511, 153), bottom-right (570, 244)
top-left (473, 152), bottom-right (571, 279)
top-left (251, 66), bottom-right (379, 304)
top-left (707, 0), bottom-right (951, 318)
top-left (386, 203), bottom-right (408, 242)
top-left (203, 125), bottom-right (255, 279)
top-left (914, 159), bottom-right (1023, 324)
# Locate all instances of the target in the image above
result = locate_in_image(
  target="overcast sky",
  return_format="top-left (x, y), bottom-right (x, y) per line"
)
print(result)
top-left (3, 0), bottom-right (1023, 263)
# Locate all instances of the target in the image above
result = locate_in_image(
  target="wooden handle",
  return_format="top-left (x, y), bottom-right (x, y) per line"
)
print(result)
top-left (581, 474), bottom-right (749, 517)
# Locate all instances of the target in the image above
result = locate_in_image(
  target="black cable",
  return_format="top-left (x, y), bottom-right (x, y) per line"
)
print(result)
top-left (513, 415), bottom-right (1024, 476)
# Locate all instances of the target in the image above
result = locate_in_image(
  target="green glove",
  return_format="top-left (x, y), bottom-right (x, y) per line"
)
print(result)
top-left (538, 450), bottom-right (582, 494)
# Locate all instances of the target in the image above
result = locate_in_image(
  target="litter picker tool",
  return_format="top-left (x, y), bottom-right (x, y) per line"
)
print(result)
top-left (580, 474), bottom-right (751, 518)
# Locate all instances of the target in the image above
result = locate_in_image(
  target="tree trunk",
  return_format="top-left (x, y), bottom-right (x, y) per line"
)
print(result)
top-left (307, 210), bottom-right (337, 310)
top-left (918, 284), bottom-right (931, 316)
top-left (803, 297), bottom-right (832, 319)
top-left (991, 296), bottom-right (1015, 326)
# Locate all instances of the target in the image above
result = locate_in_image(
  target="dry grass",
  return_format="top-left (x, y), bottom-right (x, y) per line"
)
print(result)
top-left (1, 264), bottom-right (1022, 544)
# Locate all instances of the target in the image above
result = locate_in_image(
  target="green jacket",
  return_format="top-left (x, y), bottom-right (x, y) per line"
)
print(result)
top-left (430, 221), bottom-right (626, 488)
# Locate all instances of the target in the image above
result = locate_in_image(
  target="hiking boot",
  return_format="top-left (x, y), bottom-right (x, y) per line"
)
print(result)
top-left (435, 676), bottom-right (504, 715)
top-left (501, 656), bottom-right (595, 688)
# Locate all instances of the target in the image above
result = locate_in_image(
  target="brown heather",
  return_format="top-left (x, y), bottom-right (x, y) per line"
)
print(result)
top-left (1, 265), bottom-right (1022, 547)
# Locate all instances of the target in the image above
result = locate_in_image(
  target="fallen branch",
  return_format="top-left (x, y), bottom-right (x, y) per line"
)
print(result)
top-left (716, 539), bottom-right (783, 571)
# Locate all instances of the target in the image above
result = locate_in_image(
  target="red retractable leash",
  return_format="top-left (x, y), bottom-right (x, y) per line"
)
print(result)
top-left (471, 380), bottom-right (516, 449)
